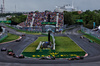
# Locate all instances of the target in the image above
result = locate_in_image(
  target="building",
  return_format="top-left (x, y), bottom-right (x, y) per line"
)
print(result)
top-left (54, 3), bottom-right (78, 12)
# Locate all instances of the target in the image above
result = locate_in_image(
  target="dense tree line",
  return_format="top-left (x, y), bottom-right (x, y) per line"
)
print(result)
top-left (64, 10), bottom-right (100, 29)
top-left (7, 14), bottom-right (27, 24)
top-left (0, 13), bottom-right (27, 25)
top-left (2, 10), bottom-right (100, 29)
top-left (0, 13), bottom-right (25, 17)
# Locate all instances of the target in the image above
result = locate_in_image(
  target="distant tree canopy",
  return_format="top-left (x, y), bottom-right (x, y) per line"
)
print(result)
top-left (2, 10), bottom-right (100, 29)
top-left (64, 11), bottom-right (74, 25)
top-left (0, 13), bottom-right (24, 17)
top-left (0, 13), bottom-right (27, 25)
top-left (35, 10), bottom-right (39, 13)
top-left (64, 10), bottom-right (100, 29)
top-left (45, 10), bottom-right (51, 12)
top-left (7, 14), bottom-right (27, 25)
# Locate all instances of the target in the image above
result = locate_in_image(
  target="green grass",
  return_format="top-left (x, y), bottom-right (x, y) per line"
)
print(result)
top-left (5, 25), bottom-right (41, 35)
top-left (77, 30), bottom-right (82, 33)
top-left (83, 34), bottom-right (100, 44)
top-left (0, 33), bottom-right (20, 43)
top-left (55, 37), bottom-right (84, 52)
top-left (63, 29), bottom-right (68, 33)
top-left (23, 37), bottom-right (48, 52)
top-left (6, 25), bottom-right (15, 29)
top-left (23, 36), bottom-right (84, 52)
top-left (18, 30), bottom-right (41, 35)
top-left (22, 36), bottom-right (85, 58)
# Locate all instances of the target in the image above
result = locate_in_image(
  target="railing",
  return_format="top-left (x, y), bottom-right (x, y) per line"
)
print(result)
top-left (36, 41), bottom-right (42, 50)
top-left (81, 26), bottom-right (100, 39)
top-left (0, 33), bottom-right (8, 42)
top-left (6, 24), bottom-right (42, 32)
top-left (50, 33), bottom-right (55, 50)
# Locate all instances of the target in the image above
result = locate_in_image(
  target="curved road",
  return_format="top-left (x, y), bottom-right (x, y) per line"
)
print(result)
top-left (0, 24), bottom-right (100, 65)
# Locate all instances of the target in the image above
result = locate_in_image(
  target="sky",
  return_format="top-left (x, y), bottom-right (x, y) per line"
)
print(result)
top-left (0, 0), bottom-right (100, 12)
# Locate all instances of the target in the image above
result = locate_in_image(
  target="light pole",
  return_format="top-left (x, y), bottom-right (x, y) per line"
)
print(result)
top-left (93, 22), bottom-right (95, 29)
top-left (56, 13), bottom-right (59, 32)
top-left (48, 30), bottom-right (52, 45)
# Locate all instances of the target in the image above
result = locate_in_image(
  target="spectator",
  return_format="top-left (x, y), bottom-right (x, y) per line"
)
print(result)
top-left (19, 11), bottom-right (64, 28)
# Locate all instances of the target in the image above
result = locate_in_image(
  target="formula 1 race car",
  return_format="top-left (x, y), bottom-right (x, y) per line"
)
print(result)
top-left (7, 49), bottom-right (13, 55)
top-left (89, 40), bottom-right (94, 43)
top-left (7, 49), bottom-right (15, 56)
top-left (15, 39), bottom-right (21, 42)
top-left (1, 48), bottom-right (7, 51)
top-left (13, 55), bottom-right (19, 58)
top-left (8, 52), bottom-right (15, 56)
top-left (13, 54), bottom-right (24, 58)
top-left (18, 55), bottom-right (25, 58)
top-left (22, 34), bottom-right (25, 36)
top-left (39, 56), bottom-right (55, 60)
top-left (68, 56), bottom-right (84, 61)
top-left (80, 36), bottom-right (84, 39)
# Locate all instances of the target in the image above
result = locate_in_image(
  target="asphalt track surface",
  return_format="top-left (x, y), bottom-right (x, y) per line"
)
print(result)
top-left (0, 24), bottom-right (100, 65)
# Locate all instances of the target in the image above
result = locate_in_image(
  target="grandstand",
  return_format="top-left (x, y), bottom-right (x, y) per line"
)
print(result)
top-left (33, 12), bottom-right (63, 27)
top-left (18, 11), bottom-right (64, 32)
top-left (19, 11), bottom-right (64, 27)
top-left (25, 11), bottom-right (33, 27)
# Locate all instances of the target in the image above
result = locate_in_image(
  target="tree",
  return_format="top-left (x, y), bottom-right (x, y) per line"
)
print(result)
top-left (96, 14), bottom-right (100, 26)
top-left (35, 10), bottom-right (39, 13)
top-left (79, 10), bottom-right (98, 28)
top-left (7, 15), bottom-right (27, 25)
top-left (45, 10), bottom-right (51, 12)
top-left (64, 11), bottom-right (74, 25)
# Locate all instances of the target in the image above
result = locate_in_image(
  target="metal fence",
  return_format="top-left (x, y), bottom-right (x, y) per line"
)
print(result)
top-left (81, 26), bottom-right (100, 39)
top-left (6, 24), bottom-right (42, 32)
top-left (0, 33), bottom-right (7, 40)
top-left (6, 24), bottom-right (66, 32)
top-left (50, 33), bottom-right (55, 50)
